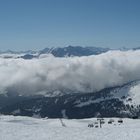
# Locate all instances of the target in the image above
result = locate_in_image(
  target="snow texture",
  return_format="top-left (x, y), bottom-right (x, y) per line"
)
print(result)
top-left (0, 115), bottom-right (140, 140)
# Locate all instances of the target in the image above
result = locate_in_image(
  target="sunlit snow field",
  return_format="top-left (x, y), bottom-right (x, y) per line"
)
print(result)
top-left (0, 115), bottom-right (140, 140)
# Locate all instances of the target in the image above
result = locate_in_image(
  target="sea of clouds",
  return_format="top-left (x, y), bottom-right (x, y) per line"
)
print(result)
top-left (0, 50), bottom-right (140, 96)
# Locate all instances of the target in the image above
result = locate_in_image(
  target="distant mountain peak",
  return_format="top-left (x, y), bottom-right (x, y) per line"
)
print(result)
top-left (0, 46), bottom-right (140, 59)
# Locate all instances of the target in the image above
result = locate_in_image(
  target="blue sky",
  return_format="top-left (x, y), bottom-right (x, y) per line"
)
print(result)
top-left (0, 0), bottom-right (140, 51)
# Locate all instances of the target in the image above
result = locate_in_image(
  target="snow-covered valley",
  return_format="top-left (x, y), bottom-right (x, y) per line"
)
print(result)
top-left (0, 115), bottom-right (140, 140)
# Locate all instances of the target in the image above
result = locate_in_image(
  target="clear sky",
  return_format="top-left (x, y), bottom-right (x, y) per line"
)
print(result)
top-left (0, 0), bottom-right (140, 51)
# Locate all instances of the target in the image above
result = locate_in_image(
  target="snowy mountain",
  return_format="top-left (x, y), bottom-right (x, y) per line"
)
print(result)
top-left (1, 80), bottom-right (140, 119)
top-left (0, 115), bottom-right (140, 140)
top-left (1, 46), bottom-right (140, 59)
top-left (39, 46), bottom-right (110, 57)
top-left (0, 46), bottom-right (110, 59)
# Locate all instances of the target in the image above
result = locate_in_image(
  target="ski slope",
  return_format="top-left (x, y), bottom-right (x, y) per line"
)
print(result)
top-left (0, 115), bottom-right (140, 140)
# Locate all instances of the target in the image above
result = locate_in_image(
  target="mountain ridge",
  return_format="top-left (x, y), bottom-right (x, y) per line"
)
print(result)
top-left (1, 80), bottom-right (140, 119)
top-left (1, 45), bottom-right (139, 59)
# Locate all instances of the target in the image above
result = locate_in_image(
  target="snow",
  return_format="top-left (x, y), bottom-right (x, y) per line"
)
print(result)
top-left (74, 80), bottom-right (140, 108)
top-left (128, 83), bottom-right (140, 105)
top-left (75, 97), bottom-right (112, 107)
top-left (61, 109), bottom-right (68, 119)
top-left (0, 115), bottom-right (140, 140)
top-left (12, 109), bottom-right (21, 115)
top-left (110, 80), bottom-right (140, 106)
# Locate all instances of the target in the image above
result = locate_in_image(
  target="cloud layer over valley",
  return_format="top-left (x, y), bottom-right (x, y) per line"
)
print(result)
top-left (0, 50), bottom-right (140, 96)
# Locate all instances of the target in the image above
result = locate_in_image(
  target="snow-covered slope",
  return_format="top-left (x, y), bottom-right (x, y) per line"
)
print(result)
top-left (74, 80), bottom-right (140, 107)
top-left (0, 115), bottom-right (140, 140)
top-left (1, 80), bottom-right (140, 119)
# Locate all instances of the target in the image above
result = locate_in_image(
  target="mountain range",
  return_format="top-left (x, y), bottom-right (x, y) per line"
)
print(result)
top-left (0, 45), bottom-right (140, 59)
top-left (1, 80), bottom-right (140, 119)
top-left (0, 46), bottom-right (140, 119)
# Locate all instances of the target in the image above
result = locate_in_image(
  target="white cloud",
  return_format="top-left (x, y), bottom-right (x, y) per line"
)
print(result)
top-left (0, 50), bottom-right (140, 96)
